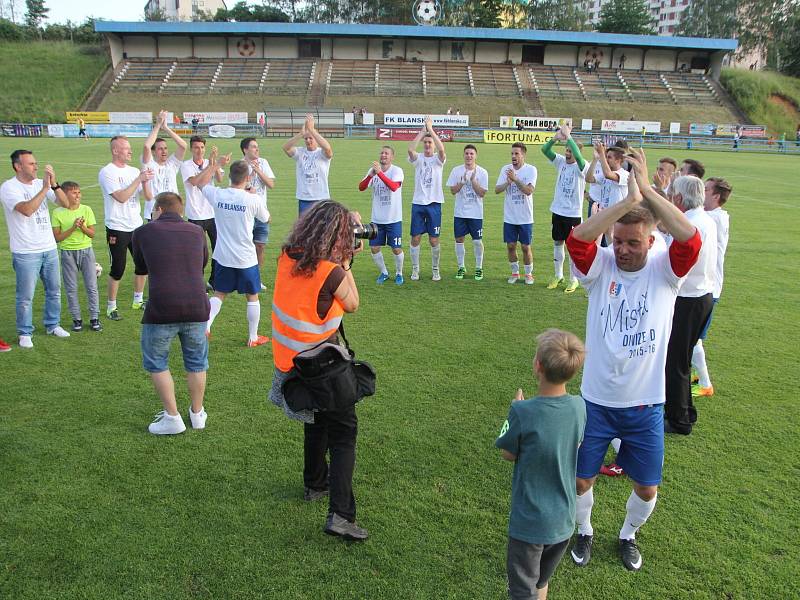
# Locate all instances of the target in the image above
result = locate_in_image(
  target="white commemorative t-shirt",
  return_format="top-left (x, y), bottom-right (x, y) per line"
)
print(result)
top-left (143, 155), bottom-right (181, 219)
top-left (247, 158), bottom-right (276, 212)
top-left (496, 163), bottom-right (537, 225)
top-left (180, 159), bottom-right (216, 221)
top-left (588, 161), bottom-right (603, 203)
top-left (367, 165), bottom-right (404, 224)
top-left (574, 247), bottom-right (684, 407)
top-left (447, 164), bottom-right (488, 219)
top-left (549, 155), bottom-right (588, 218)
top-left (678, 207), bottom-right (717, 298)
top-left (595, 168), bottom-right (629, 210)
top-left (0, 177), bottom-right (57, 254)
top-left (202, 186), bottom-right (269, 269)
top-left (707, 207), bottom-right (729, 298)
top-left (409, 154), bottom-right (445, 205)
top-left (292, 147), bottom-right (331, 201)
top-left (98, 163), bottom-right (144, 232)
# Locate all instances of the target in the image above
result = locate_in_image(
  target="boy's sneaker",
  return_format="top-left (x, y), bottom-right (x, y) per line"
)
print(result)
top-left (692, 384), bottom-right (714, 397)
top-left (507, 273), bottom-right (520, 284)
top-left (571, 534), bottom-right (593, 566)
top-left (106, 308), bottom-right (122, 321)
top-left (410, 267), bottom-right (420, 281)
top-left (0, 338), bottom-right (11, 352)
top-left (47, 326), bottom-right (71, 338)
top-left (395, 274), bottom-right (404, 286)
top-left (188, 406), bottom-right (207, 430)
top-left (90, 319), bottom-right (103, 332)
top-left (474, 268), bottom-right (483, 281)
top-left (324, 512), bottom-right (368, 541)
top-left (524, 274), bottom-right (535, 285)
top-left (376, 272), bottom-right (390, 284)
top-left (247, 335), bottom-right (270, 348)
top-left (456, 267), bottom-right (466, 280)
top-left (19, 335), bottom-right (33, 349)
top-left (304, 487), bottom-right (329, 502)
top-left (547, 277), bottom-right (563, 289)
top-left (72, 319), bottom-right (83, 332)
top-left (431, 268), bottom-right (441, 281)
top-left (131, 300), bottom-right (146, 310)
top-left (600, 463), bottom-right (625, 477)
top-left (148, 411), bottom-right (186, 435)
top-left (619, 538), bottom-right (643, 571)
top-left (565, 280), bottom-right (579, 294)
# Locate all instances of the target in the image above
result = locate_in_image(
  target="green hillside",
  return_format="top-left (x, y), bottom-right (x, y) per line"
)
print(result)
top-left (721, 68), bottom-right (800, 136)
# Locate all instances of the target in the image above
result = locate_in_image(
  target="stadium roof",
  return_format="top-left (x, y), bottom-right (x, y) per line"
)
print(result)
top-left (95, 22), bottom-right (738, 51)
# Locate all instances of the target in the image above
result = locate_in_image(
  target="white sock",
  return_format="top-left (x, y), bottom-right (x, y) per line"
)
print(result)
top-left (619, 491), bottom-right (657, 540)
top-left (133, 291), bottom-right (144, 304)
top-left (246, 301), bottom-right (260, 341)
top-left (371, 251), bottom-right (388, 275)
top-left (107, 300), bottom-right (117, 311)
top-left (524, 263), bottom-right (533, 276)
top-left (207, 296), bottom-right (222, 332)
top-left (554, 243), bottom-right (565, 279)
top-left (509, 261), bottom-right (520, 275)
top-left (611, 437), bottom-right (621, 454)
top-left (576, 488), bottom-right (594, 536)
top-left (473, 240), bottom-right (484, 268)
top-left (393, 251), bottom-right (404, 275)
top-left (692, 340), bottom-right (711, 387)
top-left (455, 242), bottom-right (466, 268)
top-left (410, 245), bottom-right (420, 269)
top-left (431, 245), bottom-right (441, 270)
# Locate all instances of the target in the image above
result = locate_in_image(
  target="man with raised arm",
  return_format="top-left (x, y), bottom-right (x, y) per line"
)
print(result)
top-left (407, 116), bottom-right (447, 281)
top-left (240, 137), bottom-right (275, 281)
top-left (142, 110), bottom-right (187, 222)
top-left (565, 148), bottom-right (701, 573)
top-left (540, 124), bottom-right (587, 293)
top-left (585, 141), bottom-right (629, 245)
top-left (282, 114), bottom-right (333, 215)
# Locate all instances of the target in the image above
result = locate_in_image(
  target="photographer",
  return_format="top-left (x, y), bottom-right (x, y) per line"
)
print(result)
top-left (269, 201), bottom-right (367, 541)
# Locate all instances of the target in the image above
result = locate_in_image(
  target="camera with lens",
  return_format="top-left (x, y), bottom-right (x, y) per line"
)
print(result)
top-left (353, 222), bottom-right (378, 249)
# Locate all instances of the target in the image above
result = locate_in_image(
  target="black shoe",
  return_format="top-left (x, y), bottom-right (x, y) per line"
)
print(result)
top-left (324, 512), bottom-right (368, 541)
top-left (304, 487), bottom-right (329, 502)
top-left (89, 319), bottom-right (103, 332)
top-left (570, 534), bottom-right (593, 566)
top-left (619, 538), bottom-right (643, 571)
top-left (106, 309), bottom-right (122, 321)
top-left (72, 319), bottom-right (83, 332)
top-left (664, 420), bottom-right (690, 435)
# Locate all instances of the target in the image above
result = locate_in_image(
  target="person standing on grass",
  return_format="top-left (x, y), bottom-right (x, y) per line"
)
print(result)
top-left (141, 110), bottom-right (187, 223)
top-left (282, 114), bottom-right (333, 215)
top-left (495, 142), bottom-right (537, 285)
top-left (540, 124), bottom-right (587, 294)
top-left (98, 136), bottom-right (154, 321)
top-left (132, 192), bottom-right (210, 436)
top-left (408, 116), bottom-right (447, 282)
top-left (680, 158), bottom-right (705, 178)
top-left (77, 117), bottom-right (89, 140)
top-left (51, 181), bottom-right (102, 333)
top-left (0, 151), bottom-right (71, 348)
top-left (585, 142), bottom-right (630, 245)
top-left (358, 145), bottom-right (405, 285)
top-left (240, 137), bottom-right (275, 286)
top-left (566, 149), bottom-right (701, 572)
top-left (447, 144), bottom-right (488, 281)
top-left (496, 329), bottom-right (586, 600)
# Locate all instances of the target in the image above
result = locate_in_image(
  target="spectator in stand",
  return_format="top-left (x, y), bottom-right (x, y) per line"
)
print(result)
top-left (618, 54), bottom-right (626, 69)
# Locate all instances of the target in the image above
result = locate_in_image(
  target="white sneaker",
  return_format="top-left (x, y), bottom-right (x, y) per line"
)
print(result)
top-left (260, 283), bottom-right (267, 291)
top-left (525, 274), bottom-right (535, 285)
top-left (19, 335), bottom-right (33, 349)
top-left (189, 406), bottom-right (207, 430)
top-left (47, 326), bottom-right (71, 338)
top-left (507, 274), bottom-right (520, 284)
top-left (148, 411), bottom-right (186, 435)
top-left (410, 267), bottom-right (420, 281)
top-left (431, 268), bottom-right (441, 281)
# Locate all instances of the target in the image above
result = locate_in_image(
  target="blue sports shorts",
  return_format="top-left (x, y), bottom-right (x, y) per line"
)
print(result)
top-left (410, 203), bottom-right (442, 238)
top-left (454, 217), bottom-right (483, 240)
top-left (213, 263), bottom-right (261, 295)
top-left (370, 221), bottom-right (403, 248)
top-left (503, 222), bottom-right (533, 245)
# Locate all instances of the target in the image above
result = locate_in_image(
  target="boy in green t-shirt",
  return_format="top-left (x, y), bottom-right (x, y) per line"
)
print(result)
top-left (496, 329), bottom-right (586, 600)
top-left (51, 181), bottom-right (102, 332)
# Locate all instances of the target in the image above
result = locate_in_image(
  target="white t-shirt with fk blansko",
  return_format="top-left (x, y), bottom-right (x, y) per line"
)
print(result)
top-left (98, 163), bottom-right (144, 232)
top-left (549, 154), bottom-right (588, 219)
top-left (292, 147), bottom-right (331, 201)
top-left (366, 165), bottom-right (404, 224)
top-left (0, 177), bottom-right (57, 254)
top-left (142, 154), bottom-right (181, 220)
top-left (447, 164), bottom-right (489, 220)
top-left (496, 163), bottom-right (537, 225)
top-left (409, 154), bottom-right (445, 205)
top-left (202, 186), bottom-right (269, 269)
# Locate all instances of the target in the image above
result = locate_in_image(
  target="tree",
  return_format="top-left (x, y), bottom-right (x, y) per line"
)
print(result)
top-left (24, 0), bottom-right (47, 28)
top-left (145, 7), bottom-right (167, 21)
top-left (523, 0), bottom-right (590, 31)
top-left (775, 4), bottom-right (800, 75)
top-left (212, 1), bottom-right (290, 22)
top-left (596, 0), bottom-right (655, 35)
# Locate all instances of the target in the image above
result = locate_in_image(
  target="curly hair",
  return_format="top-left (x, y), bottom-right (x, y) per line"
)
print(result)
top-left (282, 201), bottom-right (354, 276)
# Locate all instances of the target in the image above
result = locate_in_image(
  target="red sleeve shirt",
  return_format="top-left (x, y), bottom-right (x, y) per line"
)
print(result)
top-left (668, 229), bottom-right (701, 277)
top-left (566, 231), bottom-right (597, 275)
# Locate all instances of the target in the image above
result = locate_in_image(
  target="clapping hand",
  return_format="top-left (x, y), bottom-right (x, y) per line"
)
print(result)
top-left (513, 389), bottom-right (524, 402)
top-left (371, 161), bottom-right (381, 174)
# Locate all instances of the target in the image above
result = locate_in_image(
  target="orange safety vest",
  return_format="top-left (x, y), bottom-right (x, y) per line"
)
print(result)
top-left (271, 252), bottom-right (345, 372)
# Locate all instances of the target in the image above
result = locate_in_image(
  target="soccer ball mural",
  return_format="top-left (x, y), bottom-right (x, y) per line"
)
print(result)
top-left (413, 0), bottom-right (441, 25)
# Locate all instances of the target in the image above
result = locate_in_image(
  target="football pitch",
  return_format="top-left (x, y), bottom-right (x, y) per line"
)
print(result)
top-left (0, 137), bottom-right (797, 599)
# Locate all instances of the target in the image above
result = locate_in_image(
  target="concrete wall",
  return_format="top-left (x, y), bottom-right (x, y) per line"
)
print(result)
top-left (158, 35), bottom-right (192, 58)
top-left (544, 45), bottom-right (576, 66)
top-left (611, 47), bottom-right (643, 70)
top-left (579, 46), bottom-right (612, 68)
top-left (644, 49), bottom-right (676, 71)
top-left (333, 38), bottom-right (368, 60)
top-left (441, 40), bottom-right (475, 62)
top-left (122, 36), bottom-right (157, 59)
top-left (406, 39), bottom-right (439, 61)
top-left (194, 36), bottom-right (226, 58)
top-left (475, 41), bottom-right (508, 63)
top-left (108, 35), bottom-right (124, 67)
top-left (263, 37), bottom-right (298, 59)
top-left (367, 38), bottom-right (407, 60)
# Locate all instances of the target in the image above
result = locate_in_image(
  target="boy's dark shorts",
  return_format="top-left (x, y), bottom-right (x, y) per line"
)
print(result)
top-left (507, 536), bottom-right (570, 599)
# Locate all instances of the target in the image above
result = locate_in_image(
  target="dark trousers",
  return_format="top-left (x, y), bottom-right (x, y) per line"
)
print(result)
top-left (189, 218), bottom-right (217, 286)
top-left (304, 407), bottom-right (358, 522)
top-left (665, 294), bottom-right (714, 433)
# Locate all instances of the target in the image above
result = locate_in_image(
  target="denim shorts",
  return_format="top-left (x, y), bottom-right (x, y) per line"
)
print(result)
top-left (253, 218), bottom-right (269, 244)
top-left (141, 322), bottom-right (208, 373)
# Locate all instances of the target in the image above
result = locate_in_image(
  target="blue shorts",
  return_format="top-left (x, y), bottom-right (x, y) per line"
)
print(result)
top-left (253, 218), bottom-right (269, 244)
top-left (141, 322), bottom-right (208, 373)
top-left (213, 263), bottom-right (261, 295)
top-left (577, 400), bottom-right (664, 486)
top-left (298, 199), bottom-right (322, 215)
top-left (410, 203), bottom-right (442, 238)
top-left (698, 298), bottom-right (718, 340)
top-left (454, 217), bottom-right (483, 240)
top-left (369, 221), bottom-right (403, 248)
top-left (503, 222), bottom-right (533, 245)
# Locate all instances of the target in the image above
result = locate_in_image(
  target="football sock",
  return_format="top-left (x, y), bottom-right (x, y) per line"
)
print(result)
top-left (394, 251), bottom-right (404, 275)
top-left (692, 340), bottom-right (712, 388)
top-left (554, 243), bottom-right (565, 279)
top-left (473, 240), bottom-right (484, 268)
top-left (207, 296), bottom-right (222, 332)
top-left (509, 261), bottom-right (520, 275)
top-left (133, 291), bottom-right (144, 304)
top-left (455, 242), bottom-right (466, 268)
top-left (431, 245), bottom-right (441, 269)
top-left (107, 300), bottom-right (117, 311)
top-left (619, 491), bottom-right (657, 540)
top-left (576, 488), bottom-right (594, 536)
top-left (371, 251), bottom-right (388, 275)
top-left (246, 301), bottom-right (260, 341)
top-left (524, 263), bottom-right (533, 276)
top-left (410, 245), bottom-right (420, 268)
top-left (611, 437), bottom-right (621, 454)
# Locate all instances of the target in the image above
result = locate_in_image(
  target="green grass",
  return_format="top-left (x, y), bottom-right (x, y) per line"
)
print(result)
top-left (721, 68), bottom-right (800, 136)
top-left (0, 138), bottom-right (797, 599)
top-left (0, 42), bottom-right (109, 123)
